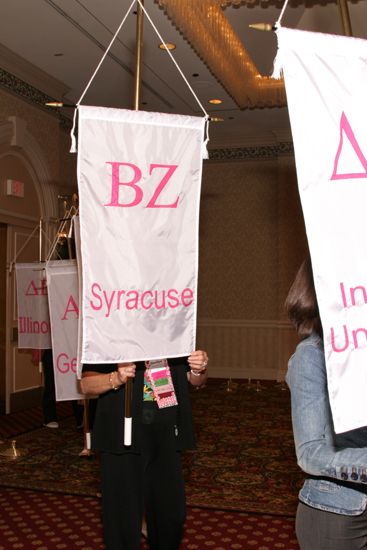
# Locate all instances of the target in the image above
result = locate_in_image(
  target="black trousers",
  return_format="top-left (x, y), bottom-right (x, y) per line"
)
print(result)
top-left (296, 501), bottom-right (367, 550)
top-left (100, 412), bottom-right (185, 550)
top-left (42, 349), bottom-right (57, 423)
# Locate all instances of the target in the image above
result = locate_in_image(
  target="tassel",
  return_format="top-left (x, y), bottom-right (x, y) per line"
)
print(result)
top-left (70, 134), bottom-right (77, 154)
top-left (271, 24), bottom-right (283, 80)
top-left (70, 108), bottom-right (78, 153)
top-left (202, 139), bottom-right (209, 160)
top-left (272, 48), bottom-right (284, 80)
top-left (202, 116), bottom-right (210, 160)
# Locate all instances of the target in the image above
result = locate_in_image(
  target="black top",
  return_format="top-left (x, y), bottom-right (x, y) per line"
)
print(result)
top-left (82, 357), bottom-right (196, 454)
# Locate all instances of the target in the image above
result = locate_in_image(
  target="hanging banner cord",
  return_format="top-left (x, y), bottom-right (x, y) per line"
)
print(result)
top-left (8, 223), bottom-right (54, 274)
top-left (70, 0), bottom-right (209, 155)
top-left (274, 0), bottom-right (290, 29)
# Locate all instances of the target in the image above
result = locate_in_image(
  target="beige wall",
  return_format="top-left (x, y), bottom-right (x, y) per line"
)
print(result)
top-left (0, 88), bottom-right (76, 193)
top-left (199, 155), bottom-right (308, 321)
top-left (197, 153), bottom-right (308, 380)
top-left (199, 158), bottom-right (280, 320)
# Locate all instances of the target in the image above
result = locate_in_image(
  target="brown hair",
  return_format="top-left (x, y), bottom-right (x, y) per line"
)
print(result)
top-left (285, 256), bottom-right (322, 338)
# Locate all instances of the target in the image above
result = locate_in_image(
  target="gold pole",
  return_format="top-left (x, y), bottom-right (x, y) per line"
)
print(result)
top-left (337, 0), bottom-right (353, 37)
top-left (39, 219), bottom-right (43, 262)
top-left (248, 23), bottom-right (273, 32)
top-left (133, 0), bottom-right (144, 111)
top-left (124, 0), bottom-right (144, 445)
top-left (0, 439), bottom-right (22, 459)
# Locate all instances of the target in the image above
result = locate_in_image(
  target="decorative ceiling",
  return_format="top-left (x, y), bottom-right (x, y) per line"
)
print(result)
top-left (1, 0), bottom-right (367, 146)
top-left (157, 0), bottom-right (286, 108)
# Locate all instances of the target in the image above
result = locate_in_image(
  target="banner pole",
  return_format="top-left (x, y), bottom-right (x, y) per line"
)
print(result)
top-left (81, 399), bottom-right (92, 456)
top-left (124, 0), bottom-right (144, 447)
top-left (39, 219), bottom-right (43, 262)
top-left (133, 0), bottom-right (144, 111)
top-left (337, 0), bottom-right (353, 37)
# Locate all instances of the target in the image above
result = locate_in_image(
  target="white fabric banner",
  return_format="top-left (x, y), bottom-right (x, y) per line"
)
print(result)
top-left (46, 260), bottom-right (83, 401)
top-left (275, 27), bottom-right (367, 433)
top-left (77, 106), bottom-right (206, 363)
top-left (15, 263), bottom-right (51, 349)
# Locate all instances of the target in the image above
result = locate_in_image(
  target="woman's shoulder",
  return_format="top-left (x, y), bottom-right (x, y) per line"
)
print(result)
top-left (287, 332), bottom-right (326, 383)
top-left (296, 332), bottom-right (323, 354)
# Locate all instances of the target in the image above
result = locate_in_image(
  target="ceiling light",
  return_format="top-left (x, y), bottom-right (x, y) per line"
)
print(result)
top-left (45, 101), bottom-right (75, 108)
top-left (159, 42), bottom-right (176, 51)
top-left (210, 117), bottom-right (224, 122)
top-left (45, 102), bottom-right (64, 108)
top-left (209, 99), bottom-right (222, 105)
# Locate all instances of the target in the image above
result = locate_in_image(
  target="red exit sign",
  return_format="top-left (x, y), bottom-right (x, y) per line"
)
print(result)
top-left (6, 179), bottom-right (24, 198)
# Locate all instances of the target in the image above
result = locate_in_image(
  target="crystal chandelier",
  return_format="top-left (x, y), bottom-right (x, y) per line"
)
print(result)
top-left (156, 0), bottom-right (285, 109)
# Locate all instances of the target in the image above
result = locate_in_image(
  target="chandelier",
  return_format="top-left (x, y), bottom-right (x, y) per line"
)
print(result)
top-left (156, 0), bottom-right (285, 109)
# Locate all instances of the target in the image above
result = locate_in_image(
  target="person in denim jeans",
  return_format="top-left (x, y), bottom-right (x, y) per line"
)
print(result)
top-left (285, 256), bottom-right (367, 550)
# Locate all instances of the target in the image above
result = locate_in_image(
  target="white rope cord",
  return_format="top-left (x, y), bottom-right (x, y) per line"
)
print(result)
top-left (77, 0), bottom-right (136, 107)
top-left (274, 0), bottom-right (290, 28)
top-left (135, 0), bottom-right (210, 157)
top-left (9, 224), bottom-right (39, 273)
top-left (70, 0), bottom-right (136, 151)
top-left (9, 223), bottom-right (55, 273)
top-left (136, 0), bottom-right (209, 118)
top-left (70, 0), bottom-right (210, 153)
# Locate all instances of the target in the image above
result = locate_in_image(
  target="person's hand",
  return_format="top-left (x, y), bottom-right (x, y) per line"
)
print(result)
top-left (188, 350), bottom-right (208, 377)
top-left (116, 362), bottom-right (136, 385)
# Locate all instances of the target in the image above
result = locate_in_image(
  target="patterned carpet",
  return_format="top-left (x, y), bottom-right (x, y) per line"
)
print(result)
top-left (0, 381), bottom-right (304, 516)
top-left (0, 487), bottom-right (299, 549)
top-left (0, 402), bottom-right (72, 439)
top-left (183, 380), bottom-right (303, 515)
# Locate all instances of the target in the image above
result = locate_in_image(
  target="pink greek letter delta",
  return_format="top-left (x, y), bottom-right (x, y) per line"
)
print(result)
top-left (331, 112), bottom-right (367, 180)
top-left (25, 278), bottom-right (47, 296)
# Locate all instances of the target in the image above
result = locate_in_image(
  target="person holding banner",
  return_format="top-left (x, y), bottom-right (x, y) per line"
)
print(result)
top-left (81, 349), bottom-right (208, 550)
top-left (285, 257), bottom-right (367, 550)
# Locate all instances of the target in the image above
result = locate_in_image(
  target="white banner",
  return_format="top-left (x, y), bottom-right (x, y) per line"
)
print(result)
top-left (15, 263), bottom-right (51, 349)
top-left (46, 260), bottom-right (83, 401)
top-left (276, 27), bottom-right (367, 432)
top-left (77, 106), bottom-right (206, 363)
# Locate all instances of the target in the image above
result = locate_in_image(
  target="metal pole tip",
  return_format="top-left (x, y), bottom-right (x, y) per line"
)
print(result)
top-left (249, 23), bottom-right (273, 32)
